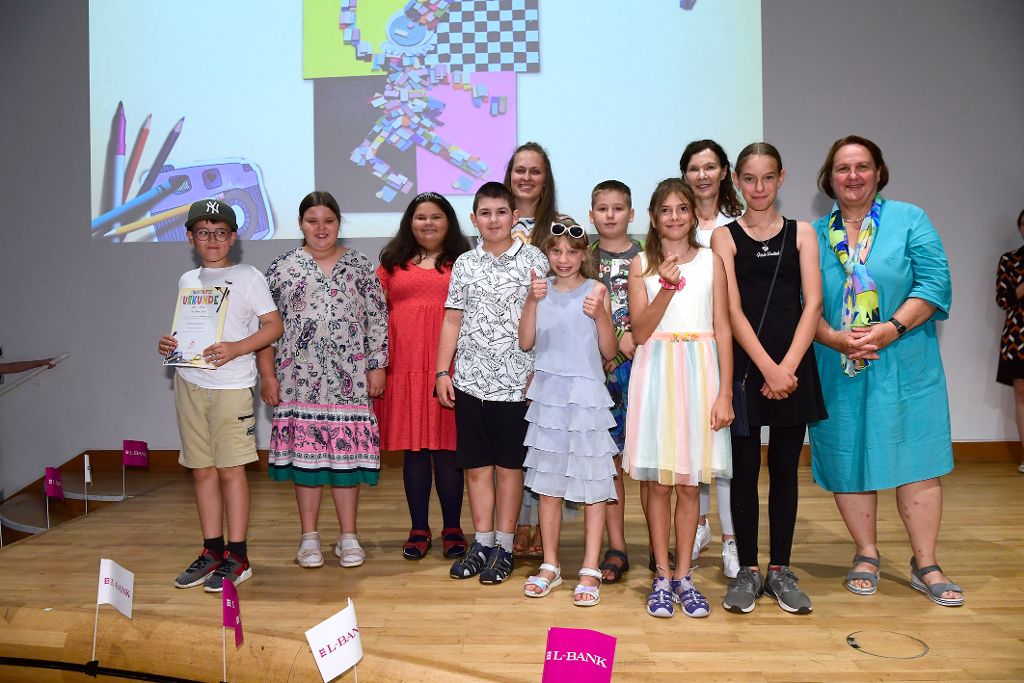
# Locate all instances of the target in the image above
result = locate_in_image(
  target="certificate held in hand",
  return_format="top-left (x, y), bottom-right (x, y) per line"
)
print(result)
top-left (163, 287), bottom-right (229, 368)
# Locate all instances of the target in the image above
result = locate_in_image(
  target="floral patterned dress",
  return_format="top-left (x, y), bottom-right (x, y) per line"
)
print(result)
top-left (265, 248), bottom-right (389, 486)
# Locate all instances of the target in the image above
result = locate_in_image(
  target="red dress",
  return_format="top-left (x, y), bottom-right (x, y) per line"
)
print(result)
top-left (374, 262), bottom-right (457, 451)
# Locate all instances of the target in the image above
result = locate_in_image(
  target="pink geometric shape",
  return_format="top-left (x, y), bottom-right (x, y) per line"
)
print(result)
top-left (414, 72), bottom-right (518, 196)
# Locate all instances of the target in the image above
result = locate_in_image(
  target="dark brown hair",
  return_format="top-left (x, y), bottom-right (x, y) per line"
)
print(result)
top-left (472, 181), bottom-right (515, 213)
top-left (298, 191), bottom-right (342, 222)
top-left (503, 141), bottom-right (558, 247)
top-left (643, 179), bottom-right (700, 275)
top-left (679, 139), bottom-right (743, 218)
top-left (379, 192), bottom-right (470, 273)
top-left (816, 135), bottom-right (890, 199)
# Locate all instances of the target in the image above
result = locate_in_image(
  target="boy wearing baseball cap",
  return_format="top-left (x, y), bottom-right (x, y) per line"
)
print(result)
top-left (157, 199), bottom-right (283, 592)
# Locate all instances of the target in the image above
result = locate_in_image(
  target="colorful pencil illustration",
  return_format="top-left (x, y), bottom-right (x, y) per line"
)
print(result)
top-left (112, 102), bottom-right (126, 209)
top-left (137, 117), bottom-right (184, 196)
top-left (99, 192), bottom-right (223, 239)
top-left (91, 179), bottom-right (176, 233)
top-left (123, 113), bottom-right (151, 203)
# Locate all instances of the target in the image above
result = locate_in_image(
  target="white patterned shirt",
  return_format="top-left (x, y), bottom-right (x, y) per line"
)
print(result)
top-left (445, 240), bottom-right (550, 401)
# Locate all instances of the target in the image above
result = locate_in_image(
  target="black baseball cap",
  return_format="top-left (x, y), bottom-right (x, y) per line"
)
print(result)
top-left (184, 199), bottom-right (238, 230)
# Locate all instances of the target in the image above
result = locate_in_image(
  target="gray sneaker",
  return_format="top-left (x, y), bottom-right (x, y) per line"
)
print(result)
top-left (765, 566), bottom-right (812, 614)
top-left (174, 548), bottom-right (221, 588)
top-left (723, 567), bottom-right (763, 613)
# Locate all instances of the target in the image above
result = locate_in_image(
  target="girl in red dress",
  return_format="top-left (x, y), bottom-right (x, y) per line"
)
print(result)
top-left (376, 192), bottom-right (472, 559)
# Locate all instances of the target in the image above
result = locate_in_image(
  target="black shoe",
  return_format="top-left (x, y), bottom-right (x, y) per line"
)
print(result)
top-left (450, 541), bottom-right (489, 579)
top-left (479, 545), bottom-right (514, 585)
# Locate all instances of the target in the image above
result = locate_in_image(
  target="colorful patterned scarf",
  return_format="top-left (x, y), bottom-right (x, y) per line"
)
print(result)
top-left (827, 194), bottom-right (883, 376)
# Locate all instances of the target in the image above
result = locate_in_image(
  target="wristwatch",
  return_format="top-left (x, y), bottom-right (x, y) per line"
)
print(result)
top-left (888, 317), bottom-right (907, 337)
top-left (435, 370), bottom-right (449, 379)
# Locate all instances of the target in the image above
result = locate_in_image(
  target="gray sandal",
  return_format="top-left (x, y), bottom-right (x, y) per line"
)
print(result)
top-left (910, 557), bottom-right (963, 607)
top-left (845, 555), bottom-right (880, 595)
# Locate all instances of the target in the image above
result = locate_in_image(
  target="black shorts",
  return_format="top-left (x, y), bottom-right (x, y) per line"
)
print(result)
top-left (453, 387), bottom-right (528, 470)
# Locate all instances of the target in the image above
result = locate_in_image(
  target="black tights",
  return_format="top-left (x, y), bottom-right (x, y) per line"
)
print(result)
top-left (729, 424), bottom-right (806, 567)
top-left (403, 449), bottom-right (464, 531)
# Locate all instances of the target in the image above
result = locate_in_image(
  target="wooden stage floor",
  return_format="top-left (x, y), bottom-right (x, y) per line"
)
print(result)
top-left (0, 462), bottom-right (1022, 682)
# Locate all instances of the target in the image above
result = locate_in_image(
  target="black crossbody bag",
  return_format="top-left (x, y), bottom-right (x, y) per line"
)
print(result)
top-left (731, 219), bottom-right (789, 437)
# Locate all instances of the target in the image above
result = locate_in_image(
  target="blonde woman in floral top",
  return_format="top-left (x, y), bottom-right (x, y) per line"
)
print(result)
top-left (259, 191), bottom-right (389, 570)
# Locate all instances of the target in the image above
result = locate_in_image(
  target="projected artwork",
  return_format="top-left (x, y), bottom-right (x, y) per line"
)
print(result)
top-left (306, 0), bottom-right (536, 211)
top-left (89, 0), bottom-right (762, 241)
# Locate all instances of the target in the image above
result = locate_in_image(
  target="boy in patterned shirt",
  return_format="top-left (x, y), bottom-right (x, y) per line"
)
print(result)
top-left (435, 181), bottom-right (549, 585)
top-left (589, 180), bottom-right (643, 584)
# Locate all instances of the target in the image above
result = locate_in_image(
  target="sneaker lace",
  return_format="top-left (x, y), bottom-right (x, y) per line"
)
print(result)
top-left (213, 554), bottom-right (238, 577)
top-left (188, 554), bottom-right (212, 571)
top-left (773, 568), bottom-right (800, 594)
top-left (731, 567), bottom-right (757, 592)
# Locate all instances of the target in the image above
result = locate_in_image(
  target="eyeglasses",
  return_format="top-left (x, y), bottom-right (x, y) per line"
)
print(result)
top-left (550, 222), bottom-right (585, 239)
top-left (192, 228), bottom-right (232, 242)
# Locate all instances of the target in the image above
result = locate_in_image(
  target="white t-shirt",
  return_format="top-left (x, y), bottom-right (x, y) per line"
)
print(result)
top-left (175, 264), bottom-right (277, 389)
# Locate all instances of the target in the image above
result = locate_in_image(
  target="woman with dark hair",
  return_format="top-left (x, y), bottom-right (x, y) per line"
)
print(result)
top-left (809, 135), bottom-right (962, 607)
top-left (995, 209), bottom-right (1024, 474)
top-left (504, 141), bottom-right (559, 248)
top-left (504, 141), bottom-right (565, 558)
top-left (680, 139), bottom-right (744, 245)
top-left (375, 192), bottom-right (472, 559)
top-left (679, 138), bottom-right (744, 577)
top-left (260, 191), bottom-right (389, 571)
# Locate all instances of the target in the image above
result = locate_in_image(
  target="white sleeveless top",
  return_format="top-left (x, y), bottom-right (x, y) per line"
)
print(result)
top-left (640, 248), bottom-right (715, 334)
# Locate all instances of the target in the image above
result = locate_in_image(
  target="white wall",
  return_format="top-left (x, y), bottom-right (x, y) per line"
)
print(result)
top-left (3, 0), bottom-right (1023, 496)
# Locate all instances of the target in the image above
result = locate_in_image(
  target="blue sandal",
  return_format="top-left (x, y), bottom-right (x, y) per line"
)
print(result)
top-left (646, 575), bottom-right (674, 618)
top-left (671, 575), bottom-right (710, 618)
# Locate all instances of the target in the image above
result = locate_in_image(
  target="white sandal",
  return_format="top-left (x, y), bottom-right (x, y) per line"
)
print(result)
top-left (296, 531), bottom-right (324, 568)
top-left (334, 533), bottom-right (365, 567)
top-left (523, 562), bottom-right (563, 598)
top-left (573, 567), bottom-right (602, 607)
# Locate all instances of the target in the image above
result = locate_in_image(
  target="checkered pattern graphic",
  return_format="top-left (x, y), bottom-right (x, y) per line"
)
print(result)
top-left (434, 0), bottom-right (540, 73)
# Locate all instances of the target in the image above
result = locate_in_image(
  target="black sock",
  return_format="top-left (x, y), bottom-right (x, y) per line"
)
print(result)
top-left (226, 540), bottom-right (247, 561)
top-left (203, 536), bottom-right (225, 558)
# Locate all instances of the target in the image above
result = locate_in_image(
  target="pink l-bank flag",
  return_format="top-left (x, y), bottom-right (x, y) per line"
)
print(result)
top-left (44, 467), bottom-right (64, 500)
top-left (222, 579), bottom-right (243, 648)
top-left (542, 627), bottom-right (616, 683)
top-left (305, 598), bottom-right (363, 682)
top-left (96, 558), bottom-right (134, 620)
top-left (122, 440), bottom-right (149, 468)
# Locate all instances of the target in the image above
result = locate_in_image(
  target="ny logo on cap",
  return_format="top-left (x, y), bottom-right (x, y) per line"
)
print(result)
top-left (206, 200), bottom-right (221, 213)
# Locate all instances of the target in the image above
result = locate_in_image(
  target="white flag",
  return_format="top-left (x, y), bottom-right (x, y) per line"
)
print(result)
top-left (84, 454), bottom-right (93, 486)
top-left (96, 558), bottom-right (134, 620)
top-left (305, 598), bottom-right (363, 682)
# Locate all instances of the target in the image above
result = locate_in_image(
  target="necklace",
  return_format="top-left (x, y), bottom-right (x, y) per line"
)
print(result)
top-left (841, 214), bottom-right (866, 224)
top-left (747, 216), bottom-right (781, 253)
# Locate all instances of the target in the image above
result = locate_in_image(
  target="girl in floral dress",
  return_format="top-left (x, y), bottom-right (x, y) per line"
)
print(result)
top-left (260, 191), bottom-right (389, 569)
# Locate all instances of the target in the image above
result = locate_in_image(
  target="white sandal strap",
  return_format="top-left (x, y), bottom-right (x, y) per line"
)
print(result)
top-left (539, 562), bottom-right (561, 576)
top-left (578, 567), bottom-right (602, 580)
